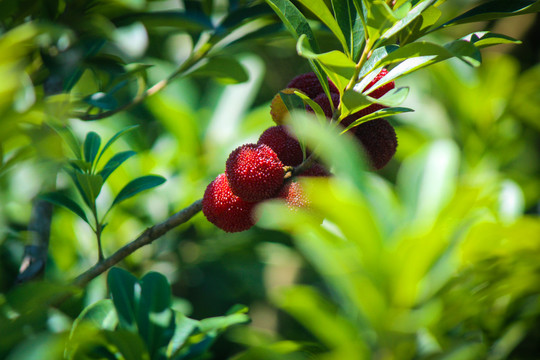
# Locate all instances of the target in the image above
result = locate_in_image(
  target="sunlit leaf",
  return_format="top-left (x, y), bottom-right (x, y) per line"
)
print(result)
top-left (72, 299), bottom-right (118, 332)
top-left (341, 107), bottom-right (414, 132)
top-left (331, 0), bottom-right (365, 61)
top-left (460, 31), bottom-right (521, 49)
top-left (112, 175), bottom-right (166, 206)
top-left (296, 0), bottom-right (349, 55)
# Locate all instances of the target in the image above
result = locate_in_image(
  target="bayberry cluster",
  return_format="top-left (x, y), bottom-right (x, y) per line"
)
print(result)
top-left (203, 126), bottom-right (326, 232)
top-left (203, 70), bottom-right (398, 233)
top-left (291, 70), bottom-right (398, 170)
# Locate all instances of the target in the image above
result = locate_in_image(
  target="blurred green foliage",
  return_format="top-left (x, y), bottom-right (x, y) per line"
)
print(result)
top-left (0, 0), bottom-right (539, 359)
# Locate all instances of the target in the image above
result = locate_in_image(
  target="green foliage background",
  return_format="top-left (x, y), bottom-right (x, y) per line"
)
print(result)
top-left (0, 0), bottom-right (539, 359)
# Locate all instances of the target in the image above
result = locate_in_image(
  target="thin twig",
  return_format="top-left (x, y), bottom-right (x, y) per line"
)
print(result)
top-left (73, 199), bottom-right (203, 287)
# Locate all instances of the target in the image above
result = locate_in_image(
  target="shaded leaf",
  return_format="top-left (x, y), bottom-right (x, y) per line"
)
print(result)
top-left (112, 175), bottom-right (166, 206)
top-left (460, 31), bottom-right (521, 49)
top-left (379, 0), bottom-right (436, 42)
top-left (137, 272), bottom-right (175, 358)
top-left (84, 92), bottom-right (118, 111)
top-left (440, 0), bottom-right (540, 28)
top-left (342, 87), bottom-right (410, 115)
top-left (108, 267), bottom-right (139, 332)
top-left (39, 192), bottom-right (89, 224)
top-left (71, 299), bottom-right (118, 332)
top-left (75, 172), bottom-right (103, 207)
top-left (115, 11), bottom-right (214, 31)
top-left (84, 132), bottom-right (101, 165)
top-left (332, 0), bottom-right (365, 61)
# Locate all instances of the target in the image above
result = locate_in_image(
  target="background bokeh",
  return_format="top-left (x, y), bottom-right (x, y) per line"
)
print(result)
top-left (0, 0), bottom-right (539, 359)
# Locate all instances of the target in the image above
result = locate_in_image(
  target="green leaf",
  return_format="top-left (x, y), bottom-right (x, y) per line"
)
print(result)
top-left (50, 124), bottom-right (82, 160)
top-left (97, 125), bottom-right (139, 164)
top-left (341, 107), bottom-right (414, 132)
top-left (331, 0), bottom-right (365, 61)
top-left (112, 175), bottom-right (166, 206)
top-left (198, 313), bottom-right (250, 333)
top-left (84, 92), bottom-right (118, 111)
top-left (439, 0), bottom-right (540, 28)
top-left (108, 267), bottom-right (140, 332)
top-left (166, 313), bottom-right (200, 358)
top-left (137, 272), bottom-right (175, 358)
top-left (379, 0), bottom-right (436, 42)
top-left (297, 34), bottom-right (356, 93)
top-left (358, 44), bottom-right (399, 79)
top-left (71, 299), bottom-right (118, 333)
top-left (189, 57), bottom-right (249, 84)
top-left (293, 90), bottom-right (328, 122)
top-left (75, 172), bottom-right (103, 207)
top-left (264, 0), bottom-right (320, 53)
top-left (39, 192), bottom-right (90, 224)
top-left (84, 132), bottom-right (101, 165)
top-left (115, 11), bottom-right (214, 31)
top-left (460, 31), bottom-right (521, 49)
top-left (102, 330), bottom-right (150, 360)
top-left (99, 151), bottom-right (136, 182)
top-left (342, 87), bottom-right (409, 115)
top-left (297, 0), bottom-right (349, 55)
top-left (220, 4), bottom-right (275, 31)
top-left (364, 0), bottom-right (397, 48)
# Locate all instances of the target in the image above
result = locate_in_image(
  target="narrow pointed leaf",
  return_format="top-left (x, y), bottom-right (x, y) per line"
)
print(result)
top-left (460, 31), bottom-right (521, 49)
top-left (379, 0), bottom-right (436, 42)
top-left (84, 92), bottom-right (118, 111)
top-left (439, 0), bottom-right (540, 28)
top-left (76, 172), bottom-right (103, 206)
top-left (40, 192), bottom-right (90, 224)
top-left (331, 0), bottom-right (365, 61)
top-left (265, 0), bottom-right (320, 52)
top-left (99, 151), bottom-right (136, 182)
top-left (112, 175), bottom-right (166, 206)
top-left (342, 107), bottom-right (414, 132)
top-left (297, 0), bottom-right (349, 55)
top-left (84, 131), bottom-right (101, 164)
top-left (97, 125), bottom-right (139, 164)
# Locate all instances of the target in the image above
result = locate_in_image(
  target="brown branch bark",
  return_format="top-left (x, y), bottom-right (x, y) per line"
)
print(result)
top-left (73, 199), bottom-right (203, 287)
top-left (16, 199), bottom-right (53, 283)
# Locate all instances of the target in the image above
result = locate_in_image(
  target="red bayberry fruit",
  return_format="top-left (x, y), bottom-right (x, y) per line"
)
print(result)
top-left (202, 174), bottom-right (257, 232)
top-left (287, 72), bottom-right (339, 99)
top-left (258, 126), bottom-right (304, 167)
top-left (354, 119), bottom-right (397, 170)
top-left (341, 68), bottom-right (395, 129)
top-left (279, 181), bottom-right (309, 210)
top-left (308, 92), bottom-right (340, 119)
top-left (300, 163), bottom-right (331, 177)
top-left (226, 143), bottom-right (284, 202)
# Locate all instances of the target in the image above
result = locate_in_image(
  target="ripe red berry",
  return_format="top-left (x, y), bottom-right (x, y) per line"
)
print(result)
top-left (287, 72), bottom-right (339, 99)
top-left (258, 126), bottom-right (304, 166)
top-left (279, 181), bottom-right (309, 210)
top-left (308, 92), bottom-right (340, 119)
top-left (202, 174), bottom-right (257, 233)
top-left (354, 119), bottom-right (397, 170)
top-left (226, 143), bottom-right (284, 202)
top-left (300, 163), bottom-right (331, 177)
top-left (364, 68), bottom-right (394, 99)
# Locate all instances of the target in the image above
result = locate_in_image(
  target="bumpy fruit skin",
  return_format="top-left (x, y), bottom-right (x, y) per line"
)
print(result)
top-left (308, 93), bottom-right (340, 119)
top-left (341, 68), bottom-right (395, 129)
top-left (287, 72), bottom-right (339, 99)
top-left (258, 126), bottom-right (304, 166)
top-left (279, 181), bottom-right (309, 210)
top-left (202, 174), bottom-right (257, 233)
top-left (354, 119), bottom-right (397, 170)
top-left (270, 88), bottom-right (303, 125)
top-left (226, 143), bottom-right (284, 202)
